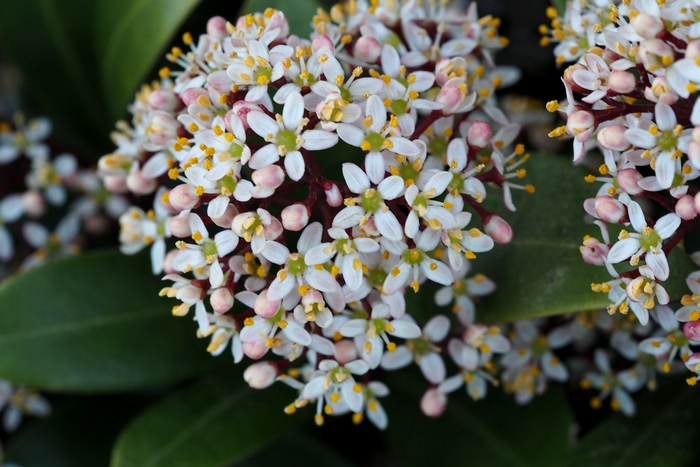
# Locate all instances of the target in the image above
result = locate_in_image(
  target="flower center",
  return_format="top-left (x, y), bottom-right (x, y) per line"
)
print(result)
top-left (407, 336), bottom-right (432, 356)
top-left (229, 142), bottom-right (244, 159)
top-left (428, 136), bottom-right (448, 156)
top-left (640, 227), bottom-right (661, 250)
top-left (367, 268), bottom-right (388, 288)
top-left (254, 66), bottom-right (272, 84)
top-left (658, 130), bottom-right (677, 151)
top-left (402, 248), bottom-right (425, 265)
top-left (287, 252), bottom-right (307, 275)
top-left (360, 189), bottom-right (382, 213)
top-left (391, 99), bottom-right (408, 115)
top-left (366, 133), bottom-right (385, 152)
top-left (448, 172), bottom-right (465, 192)
top-left (277, 129), bottom-right (298, 153)
top-left (217, 175), bottom-right (238, 195)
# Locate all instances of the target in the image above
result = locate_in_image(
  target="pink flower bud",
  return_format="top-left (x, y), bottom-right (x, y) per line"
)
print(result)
top-left (147, 89), bottom-right (179, 112)
top-left (210, 287), bottom-right (234, 314)
top-left (252, 165), bottom-right (285, 189)
top-left (630, 13), bottom-right (665, 39)
top-left (169, 212), bottom-right (192, 238)
top-left (324, 183), bottom-right (342, 207)
top-left (595, 195), bottom-right (626, 223)
top-left (83, 214), bottom-right (110, 235)
top-left (334, 340), bottom-right (358, 364)
top-left (265, 11), bottom-right (289, 38)
top-left (243, 362), bottom-right (278, 389)
top-left (563, 64), bottom-right (587, 93)
top-left (420, 388), bottom-right (447, 418)
top-left (694, 192), bottom-right (700, 214)
top-left (608, 70), bottom-right (636, 94)
top-left (242, 340), bottom-right (269, 360)
top-left (281, 204), bottom-right (309, 231)
top-left (435, 82), bottom-right (465, 114)
top-left (163, 249), bottom-right (179, 274)
top-left (169, 184), bottom-right (200, 211)
top-left (353, 36), bottom-right (381, 63)
top-left (597, 124), bottom-right (630, 151)
top-left (684, 323), bottom-right (700, 343)
top-left (483, 214), bottom-right (513, 244)
top-left (676, 195), bottom-right (697, 220)
top-left (206, 16), bottom-right (228, 39)
top-left (617, 168), bottom-right (644, 195)
top-left (212, 204), bottom-right (239, 228)
top-left (312, 34), bottom-right (335, 53)
top-left (103, 174), bottom-right (128, 193)
top-left (689, 140), bottom-right (700, 170)
top-left (566, 110), bottom-right (595, 142)
top-left (126, 170), bottom-right (157, 195)
top-left (467, 121), bottom-right (492, 148)
top-left (254, 290), bottom-right (282, 319)
top-left (21, 190), bottom-right (46, 218)
top-left (230, 101), bottom-right (260, 129)
top-left (580, 237), bottom-right (609, 266)
top-left (181, 87), bottom-right (206, 106)
top-left (644, 76), bottom-right (679, 105)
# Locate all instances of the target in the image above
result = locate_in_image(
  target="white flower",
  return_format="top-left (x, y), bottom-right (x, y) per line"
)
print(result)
top-left (248, 92), bottom-right (338, 180)
top-left (0, 195), bottom-right (24, 262)
top-left (582, 349), bottom-right (646, 416)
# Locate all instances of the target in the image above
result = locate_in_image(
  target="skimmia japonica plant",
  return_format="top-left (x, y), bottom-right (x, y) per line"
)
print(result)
top-left (98, 1), bottom-right (533, 427)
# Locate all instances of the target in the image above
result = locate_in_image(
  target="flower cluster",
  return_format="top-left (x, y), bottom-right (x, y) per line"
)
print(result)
top-left (544, 0), bottom-right (700, 408)
top-left (99, 0), bottom-right (541, 428)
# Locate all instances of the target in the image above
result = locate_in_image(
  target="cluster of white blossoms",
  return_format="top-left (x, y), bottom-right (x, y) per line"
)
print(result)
top-left (544, 0), bottom-right (700, 410)
top-left (0, 114), bottom-right (128, 276)
top-left (99, 0), bottom-right (543, 428)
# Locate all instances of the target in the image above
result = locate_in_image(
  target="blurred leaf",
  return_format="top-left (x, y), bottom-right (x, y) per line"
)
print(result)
top-left (239, 0), bottom-right (321, 37)
top-left (471, 153), bottom-right (694, 323)
top-left (96, 0), bottom-right (201, 121)
top-left (236, 432), bottom-right (357, 466)
top-left (0, 0), bottom-right (111, 155)
top-left (567, 379), bottom-right (700, 467)
top-left (110, 373), bottom-right (306, 467)
top-left (552, 0), bottom-right (567, 16)
top-left (5, 395), bottom-right (153, 467)
top-left (0, 249), bottom-right (224, 392)
top-left (383, 371), bottom-right (574, 467)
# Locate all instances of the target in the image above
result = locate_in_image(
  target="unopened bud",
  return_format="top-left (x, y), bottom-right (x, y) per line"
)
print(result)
top-left (617, 168), bottom-right (644, 195)
top-left (334, 340), bottom-right (358, 364)
top-left (687, 40), bottom-right (700, 60)
top-left (212, 204), bottom-right (239, 228)
top-left (230, 101), bottom-right (261, 129)
top-left (566, 110), bottom-right (595, 142)
top-left (163, 249), bottom-right (179, 274)
top-left (244, 362), bottom-right (278, 389)
top-left (103, 174), bottom-right (128, 193)
top-left (181, 87), bottom-right (206, 106)
top-left (631, 13), bottom-right (665, 40)
top-left (688, 140), bottom-right (700, 170)
top-left (281, 204), bottom-right (309, 231)
top-left (126, 170), bottom-right (157, 195)
top-left (169, 211), bottom-right (192, 238)
top-left (597, 124), bottom-right (630, 151)
top-left (242, 340), bottom-right (269, 360)
top-left (467, 121), bottom-right (492, 148)
top-left (580, 237), bottom-right (609, 266)
top-left (312, 34), bottom-right (335, 53)
top-left (324, 183), bottom-right (342, 207)
top-left (595, 195), bottom-right (626, 223)
top-left (684, 323), bottom-right (700, 343)
top-left (645, 76), bottom-right (678, 105)
top-left (210, 287), bottom-right (234, 314)
top-left (252, 165), bottom-right (285, 189)
top-left (483, 214), bottom-right (513, 244)
top-left (608, 70), bottom-right (636, 94)
top-left (353, 36), bottom-right (381, 63)
top-left (206, 16), bottom-right (228, 39)
top-left (677, 195), bottom-right (697, 220)
top-left (420, 388), bottom-right (447, 418)
top-left (169, 184), bottom-right (200, 211)
top-left (435, 82), bottom-right (465, 114)
top-left (147, 89), bottom-right (179, 112)
top-left (254, 290), bottom-right (282, 319)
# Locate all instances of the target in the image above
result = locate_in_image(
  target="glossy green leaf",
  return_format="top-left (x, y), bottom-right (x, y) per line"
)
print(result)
top-left (110, 373), bottom-right (306, 467)
top-left (383, 371), bottom-right (574, 467)
top-left (236, 432), bottom-right (357, 466)
top-left (0, 0), bottom-right (111, 155)
top-left (96, 0), bottom-right (201, 120)
top-left (0, 249), bottom-right (224, 392)
top-left (552, 0), bottom-right (567, 16)
top-left (239, 0), bottom-right (321, 37)
top-left (470, 153), bottom-right (695, 323)
top-left (5, 395), bottom-right (153, 467)
top-left (568, 380), bottom-right (700, 467)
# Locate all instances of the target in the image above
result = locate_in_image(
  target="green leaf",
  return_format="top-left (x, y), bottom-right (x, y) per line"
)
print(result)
top-left (470, 153), bottom-right (695, 323)
top-left (96, 0), bottom-right (201, 121)
top-left (552, 0), bottom-right (567, 16)
top-left (239, 0), bottom-right (321, 37)
top-left (0, 249), bottom-right (224, 392)
top-left (567, 379), bottom-right (700, 467)
top-left (110, 373), bottom-right (306, 467)
top-left (383, 371), bottom-right (574, 467)
top-left (0, 0), bottom-right (111, 154)
top-left (5, 395), bottom-right (153, 467)
top-left (236, 432), bottom-right (357, 466)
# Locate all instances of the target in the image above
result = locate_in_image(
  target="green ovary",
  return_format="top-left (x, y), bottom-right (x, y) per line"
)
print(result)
top-left (287, 253), bottom-right (306, 275)
top-left (218, 175), bottom-right (238, 194)
top-left (277, 129), bottom-right (298, 153)
top-left (202, 241), bottom-right (218, 258)
top-left (657, 130), bottom-right (677, 151)
top-left (360, 189), bottom-right (382, 213)
top-left (640, 229), bottom-right (661, 250)
top-left (366, 133), bottom-right (385, 152)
